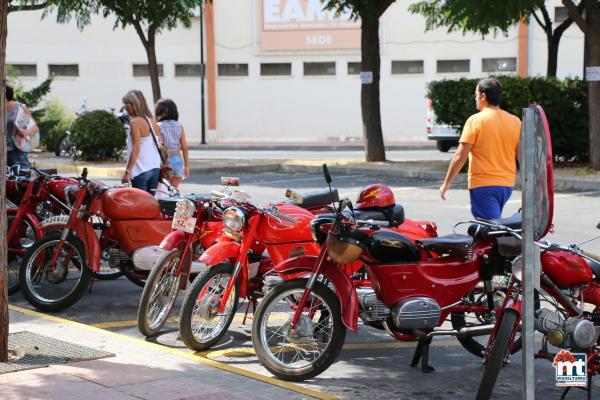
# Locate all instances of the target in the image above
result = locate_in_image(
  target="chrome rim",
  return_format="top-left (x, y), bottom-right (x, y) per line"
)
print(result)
top-left (189, 272), bottom-right (237, 344)
top-left (25, 239), bottom-right (84, 303)
top-left (259, 287), bottom-right (334, 370)
top-left (146, 254), bottom-right (181, 330)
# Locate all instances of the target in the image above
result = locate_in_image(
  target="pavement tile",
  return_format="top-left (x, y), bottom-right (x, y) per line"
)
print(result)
top-left (117, 376), bottom-right (235, 400)
top-left (0, 366), bottom-right (67, 384)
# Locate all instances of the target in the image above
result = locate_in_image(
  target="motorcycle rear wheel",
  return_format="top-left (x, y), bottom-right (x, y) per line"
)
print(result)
top-left (7, 212), bottom-right (38, 295)
top-left (252, 279), bottom-right (346, 382)
top-left (476, 309), bottom-right (519, 400)
top-left (19, 231), bottom-right (91, 312)
top-left (179, 263), bottom-right (240, 351)
top-left (137, 249), bottom-right (189, 337)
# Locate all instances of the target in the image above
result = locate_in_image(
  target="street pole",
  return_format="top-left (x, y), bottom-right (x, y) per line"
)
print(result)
top-left (521, 107), bottom-right (537, 400)
top-left (200, 4), bottom-right (207, 145)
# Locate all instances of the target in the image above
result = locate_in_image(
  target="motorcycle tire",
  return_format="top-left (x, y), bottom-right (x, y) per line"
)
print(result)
top-left (137, 249), bottom-right (190, 337)
top-left (476, 309), bottom-right (519, 400)
top-left (7, 212), bottom-right (39, 295)
top-left (179, 263), bottom-right (240, 351)
top-left (55, 133), bottom-right (72, 157)
top-left (252, 279), bottom-right (346, 382)
top-left (121, 261), bottom-right (148, 287)
top-left (19, 231), bottom-right (91, 312)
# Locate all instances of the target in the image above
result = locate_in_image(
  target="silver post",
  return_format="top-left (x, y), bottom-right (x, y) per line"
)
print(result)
top-left (521, 107), bottom-right (536, 400)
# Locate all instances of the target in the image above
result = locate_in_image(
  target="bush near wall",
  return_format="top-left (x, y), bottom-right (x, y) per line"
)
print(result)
top-left (38, 99), bottom-right (76, 151)
top-left (70, 110), bottom-right (126, 161)
top-left (427, 77), bottom-right (588, 162)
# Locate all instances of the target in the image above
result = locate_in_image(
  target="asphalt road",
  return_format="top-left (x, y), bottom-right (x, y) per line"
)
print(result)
top-left (9, 171), bottom-right (600, 399)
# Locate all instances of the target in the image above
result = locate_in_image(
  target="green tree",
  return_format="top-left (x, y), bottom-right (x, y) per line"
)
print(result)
top-left (324, 0), bottom-right (396, 162)
top-left (409, 0), bottom-right (580, 77)
top-left (561, 0), bottom-right (600, 170)
top-left (49, 0), bottom-right (204, 103)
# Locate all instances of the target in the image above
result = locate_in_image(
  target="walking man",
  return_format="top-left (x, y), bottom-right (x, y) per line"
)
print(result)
top-left (439, 78), bottom-right (521, 219)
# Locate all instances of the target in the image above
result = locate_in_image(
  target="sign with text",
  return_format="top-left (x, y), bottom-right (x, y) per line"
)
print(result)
top-left (260, 0), bottom-right (361, 50)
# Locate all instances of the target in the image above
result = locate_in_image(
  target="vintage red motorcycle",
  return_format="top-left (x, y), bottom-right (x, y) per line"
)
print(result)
top-left (476, 220), bottom-right (600, 400)
top-left (251, 165), bottom-right (523, 381)
top-left (19, 168), bottom-right (182, 311)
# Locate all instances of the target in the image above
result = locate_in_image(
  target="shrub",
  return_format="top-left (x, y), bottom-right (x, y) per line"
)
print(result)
top-left (38, 98), bottom-right (76, 151)
top-left (70, 110), bottom-right (126, 161)
top-left (427, 76), bottom-right (588, 162)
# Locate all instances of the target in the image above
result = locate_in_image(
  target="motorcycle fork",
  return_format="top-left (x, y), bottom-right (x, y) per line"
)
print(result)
top-left (177, 207), bottom-right (206, 282)
top-left (48, 189), bottom-right (87, 270)
top-left (217, 217), bottom-right (260, 312)
top-left (290, 246), bottom-right (329, 328)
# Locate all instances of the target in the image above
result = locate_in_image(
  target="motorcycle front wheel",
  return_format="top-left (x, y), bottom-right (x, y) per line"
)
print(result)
top-left (251, 279), bottom-right (346, 382)
top-left (137, 249), bottom-right (189, 337)
top-left (179, 263), bottom-right (240, 351)
top-left (19, 231), bottom-right (91, 312)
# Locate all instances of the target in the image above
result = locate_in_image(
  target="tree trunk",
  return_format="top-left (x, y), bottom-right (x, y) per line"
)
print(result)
top-left (144, 33), bottom-right (161, 104)
top-left (547, 34), bottom-right (559, 77)
top-left (588, 6), bottom-right (600, 170)
top-left (0, 0), bottom-right (10, 363)
top-left (360, 18), bottom-right (386, 162)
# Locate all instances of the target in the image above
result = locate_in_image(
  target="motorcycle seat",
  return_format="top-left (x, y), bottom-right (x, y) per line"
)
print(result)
top-left (314, 204), bottom-right (405, 228)
top-left (491, 213), bottom-right (522, 230)
top-left (469, 213), bottom-right (522, 240)
top-left (158, 194), bottom-right (213, 216)
top-left (286, 187), bottom-right (339, 209)
top-left (417, 234), bottom-right (473, 255)
top-left (587, 258), bottom-right (600, 277)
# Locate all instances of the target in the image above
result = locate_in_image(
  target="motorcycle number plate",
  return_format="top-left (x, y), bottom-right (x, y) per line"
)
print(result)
top-left (172, 213), bottom-right (196, 233)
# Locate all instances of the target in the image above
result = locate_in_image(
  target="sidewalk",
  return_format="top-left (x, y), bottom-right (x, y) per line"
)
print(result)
top-left (28, 152), bottom-right (600, 192)
top-left (2, 306), bottom-right (330, 400)
top-left (186, 141), bottom-right (434, 151)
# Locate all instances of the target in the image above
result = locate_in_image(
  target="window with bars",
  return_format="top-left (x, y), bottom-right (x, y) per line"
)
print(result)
top-left (554, 7), bottom-right (569, 22)
top-left (347, 62), bottom-right (361, 75)
top-left (175, 64), bottom-right (202, 77)
top-left (482, 58), bottom-right (517, 73)
top-left (260, 63), bottom-right (292, 76)
top-left (8, 64), bottom-right (37, 77)
top-left (49, 64), bottom-right (79, 77)
top-left (436, 59), bottom-right (470, 73)
top-left (304, 62), bottom-right (336, 76)
top-left (392, 60), bottom-right (424, 75)
top-left (218, 63), bottom-right (249, 77)
top-left (133, 64), bottom-right (164, 77)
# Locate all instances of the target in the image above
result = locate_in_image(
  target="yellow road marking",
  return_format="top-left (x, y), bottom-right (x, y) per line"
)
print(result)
top-left (8, 304), bottom-right (340, 400)
top-left (90, 313), bottom-right (288, 329)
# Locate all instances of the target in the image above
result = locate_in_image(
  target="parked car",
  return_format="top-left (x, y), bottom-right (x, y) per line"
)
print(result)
top-left (426, 98), bottom-right (460, 152)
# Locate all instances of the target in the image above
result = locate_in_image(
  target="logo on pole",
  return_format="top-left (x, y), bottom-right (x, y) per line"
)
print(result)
top-left (553, 350), bottom-right (587, 387)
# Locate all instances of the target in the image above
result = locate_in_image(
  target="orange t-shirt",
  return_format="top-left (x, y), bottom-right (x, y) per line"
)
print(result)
top-left (460, 107), bottom-right (521, 189)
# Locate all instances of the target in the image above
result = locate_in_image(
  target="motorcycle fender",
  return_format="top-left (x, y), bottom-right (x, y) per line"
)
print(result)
top-left (274, 255), bottom-right (359, 332)
top-left (160, 230), bottom-right (188, 251)
top-left (18, 212), bottom-right (43, 240)
top-left (199, 241), bottom-right (240, 266)
top-left (71, 218), bottom-right (101, 273)
top-left (502, 297), bottom-right (522, 316)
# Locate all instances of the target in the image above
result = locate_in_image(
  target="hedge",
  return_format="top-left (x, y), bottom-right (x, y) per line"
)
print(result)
top-left (427, 76), bottom-right (588, 162)
top-left (70, 110), bottom-right (126, 161)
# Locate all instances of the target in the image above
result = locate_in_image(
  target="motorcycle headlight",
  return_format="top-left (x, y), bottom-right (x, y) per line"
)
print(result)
top-left (223, 207), bottom-right (246, 232)
top-left (175, 198), bottom-right (196, 218)
top-left (511, 256), bottom-right (523, 282)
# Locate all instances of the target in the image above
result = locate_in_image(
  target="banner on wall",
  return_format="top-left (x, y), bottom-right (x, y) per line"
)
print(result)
top-left (260, 0), bottom-right (361, 50)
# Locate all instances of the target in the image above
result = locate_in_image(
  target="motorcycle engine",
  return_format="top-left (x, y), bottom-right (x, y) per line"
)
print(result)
top-left (108, 247), bottom-right (130, 269)
top-left (535, 308), bottom-right (600, 349)
top-left (357, 288), bottom-right (390, 322)
top-left (391, 297), bottom-right (441, 330)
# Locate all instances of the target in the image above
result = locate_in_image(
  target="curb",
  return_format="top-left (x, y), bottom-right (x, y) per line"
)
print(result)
top-left (188, 144), bottom-right (436, 151)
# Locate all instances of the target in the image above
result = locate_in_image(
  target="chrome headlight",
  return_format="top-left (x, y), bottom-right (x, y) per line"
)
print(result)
top-left (175, 198), bottom-right (196, 217)
top-left (511, 255), bottom-right (523, 282)
top-left (223, 207), bottom-right (246, 232)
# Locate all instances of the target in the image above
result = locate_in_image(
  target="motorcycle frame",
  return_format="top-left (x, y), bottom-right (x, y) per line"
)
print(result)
top-left (7, 176), bottom-right (43, 254)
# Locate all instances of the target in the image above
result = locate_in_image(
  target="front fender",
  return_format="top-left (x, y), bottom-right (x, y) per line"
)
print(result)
top-left (200, 241), bottom-right (241, 266)
top-left (274, 255), bottom-right (359, 332)
top-left (160, 230), bottom-right (188, 251)
top-left (36, 214), bottom-right (69, 234)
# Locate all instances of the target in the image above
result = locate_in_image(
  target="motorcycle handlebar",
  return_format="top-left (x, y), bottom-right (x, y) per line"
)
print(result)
top-left (355, 219), bottom-right (389, 227)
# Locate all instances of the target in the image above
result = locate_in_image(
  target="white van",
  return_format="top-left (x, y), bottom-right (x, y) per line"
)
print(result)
top-left (426, 98), bottom-right (460, 152)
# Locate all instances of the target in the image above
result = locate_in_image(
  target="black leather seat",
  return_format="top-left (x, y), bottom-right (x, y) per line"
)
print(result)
top-left (469, 213), bottom-right (522, 240)
top-left (417, 234), bottom-right (473, 255)
top-left (158, 193), bottom-right (212, 216)
top-left (286, 188), bottom-right (339, 208)
top-left (492, 213), bottom-right (522, 230)
top-left (314, 204), bottom-right (405, 228)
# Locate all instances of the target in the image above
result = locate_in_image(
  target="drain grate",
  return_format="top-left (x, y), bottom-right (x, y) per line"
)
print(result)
top-left (0, 331), bottom-right (114, 374)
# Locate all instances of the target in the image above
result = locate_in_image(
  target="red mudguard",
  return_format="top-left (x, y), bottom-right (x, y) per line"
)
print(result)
top-left (200, 241), bottom-right (241, 266)
top-left (160, 230), bottom-right (188, 251)
top-left (274, 255), bottom-right (359, 332)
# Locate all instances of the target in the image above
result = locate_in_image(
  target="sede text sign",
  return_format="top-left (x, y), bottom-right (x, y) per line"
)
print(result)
top-left (260, 0), bottom-right (360, 51)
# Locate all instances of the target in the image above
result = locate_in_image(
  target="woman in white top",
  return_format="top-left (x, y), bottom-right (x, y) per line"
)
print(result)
top-left (121, 90), bottom-right (163, 194)
top-left (155, 98), bottom-right (189, 189)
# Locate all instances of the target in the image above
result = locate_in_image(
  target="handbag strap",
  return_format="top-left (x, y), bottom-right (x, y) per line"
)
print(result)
top-left (144, 116), bottom-right (167, 164)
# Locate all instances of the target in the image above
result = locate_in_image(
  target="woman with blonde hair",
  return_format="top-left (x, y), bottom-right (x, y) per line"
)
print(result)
top-left (121, 90), bottom-right (163, 194)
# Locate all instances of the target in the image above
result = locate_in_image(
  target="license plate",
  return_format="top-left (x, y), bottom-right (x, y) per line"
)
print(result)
top-left (172, 212), bottom-right (196, 233)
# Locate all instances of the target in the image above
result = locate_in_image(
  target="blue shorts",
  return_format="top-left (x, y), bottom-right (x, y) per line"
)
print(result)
top-left (169, 154), bottom-right (184, 177)
top-left (469, 186), bottom-right (513, 220)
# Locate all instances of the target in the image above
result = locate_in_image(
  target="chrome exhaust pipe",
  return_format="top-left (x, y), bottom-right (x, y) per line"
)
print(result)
top-left (458, 324), bottom-right (495, 336)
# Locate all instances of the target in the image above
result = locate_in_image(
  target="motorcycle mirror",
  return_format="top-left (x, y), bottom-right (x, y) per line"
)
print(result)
top-left (220, 176), bottom-right (240, 186)
top-left (323, 164), bottom-right (332, 184)
top-left (597, 222), bottom-right (600, 230)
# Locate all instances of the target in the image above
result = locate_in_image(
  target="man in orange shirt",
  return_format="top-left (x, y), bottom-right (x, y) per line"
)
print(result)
top-left (439, 78), bottom-right (521, 219)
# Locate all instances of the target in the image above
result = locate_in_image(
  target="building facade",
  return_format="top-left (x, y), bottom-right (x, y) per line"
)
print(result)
top-left (6, 0), bottom-right (584, 144)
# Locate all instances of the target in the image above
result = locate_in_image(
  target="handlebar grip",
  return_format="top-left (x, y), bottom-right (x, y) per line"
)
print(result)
top-left (356, 219), bottom-right (389, 227)
top-left (211, 190), bottom-right (226, 199)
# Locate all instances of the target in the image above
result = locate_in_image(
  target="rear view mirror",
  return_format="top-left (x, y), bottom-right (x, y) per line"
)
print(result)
top-left (220, 176), bottom-right (240, 186)
top-left (322, 164), bottom-right (332, 184)
top-left (597, 222), bottom-right (600, 230)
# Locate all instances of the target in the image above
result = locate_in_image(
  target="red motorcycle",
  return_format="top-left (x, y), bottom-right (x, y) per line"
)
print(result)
top-left (476, 221), bottom-right (600, 399)
top-left (251, 165), bottom-right (523, 381)
top-left (19, 168), bottom-right (181, 311)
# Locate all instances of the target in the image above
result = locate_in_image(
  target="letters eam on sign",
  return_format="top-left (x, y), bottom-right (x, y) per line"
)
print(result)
top-left (260, 0), bottom-right (361, 51)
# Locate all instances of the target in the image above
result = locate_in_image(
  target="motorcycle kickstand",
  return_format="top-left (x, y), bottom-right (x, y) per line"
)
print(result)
top-left (88, 277), bottom-right (96, 294)
top-left (410, 336), bottom-right (435, 373)
top-left (242, 298), bottom-right (257, 325)
top-left (560, 375), bottom-right (592, 400)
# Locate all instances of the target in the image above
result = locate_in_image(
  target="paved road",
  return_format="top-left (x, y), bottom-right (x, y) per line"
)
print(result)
top-left (10, 171), bottom-right (600, 399)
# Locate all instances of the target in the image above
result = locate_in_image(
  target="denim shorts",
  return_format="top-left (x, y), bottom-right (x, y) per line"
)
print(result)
top-left (169, 154), bottom-right (184, 177)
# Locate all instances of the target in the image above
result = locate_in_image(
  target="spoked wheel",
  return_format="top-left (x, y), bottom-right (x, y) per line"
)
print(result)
top-left (19, 231), bottom-right (91, 312)
top-left (7, 214), bottom-right (38, 295)
top-left (55, 133), bottom-right (73, 157)
top-left (476, 309), bottom-right (520, 400)
top-left (251, 279), bottom-right (346, 382)
top-left (137, 249), bottom-right (189, 337)
top-left (179, 263), bottom-right (240, 351)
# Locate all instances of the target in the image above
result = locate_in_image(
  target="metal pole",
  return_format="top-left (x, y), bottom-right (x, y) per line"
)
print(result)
top-left (200, 4), bottom-right (207, 145)
top-left (521, 107), bottom-right (536, 400)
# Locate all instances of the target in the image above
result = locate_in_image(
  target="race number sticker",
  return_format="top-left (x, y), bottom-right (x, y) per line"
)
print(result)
top-left (172, 213), bottom-right (196, 233)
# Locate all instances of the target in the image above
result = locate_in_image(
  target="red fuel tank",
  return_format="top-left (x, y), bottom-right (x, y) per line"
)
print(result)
top-left (259, 203), bottom-right (314, 244)
top-left (541, 249), bottom-right (592, 288)
top-left (48, 178), bottom-right (79, 200)
top-left (102, 187), bottom-right (161, 221)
